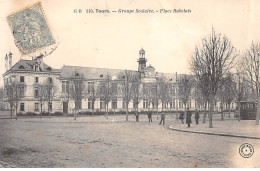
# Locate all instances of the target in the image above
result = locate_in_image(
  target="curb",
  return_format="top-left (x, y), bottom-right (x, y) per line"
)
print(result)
top-left (168, 125), bottom-right (260, 140)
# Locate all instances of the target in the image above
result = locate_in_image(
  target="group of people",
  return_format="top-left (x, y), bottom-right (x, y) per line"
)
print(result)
top-left (179, 108), bottom-right (200, 127)
top-left (147, 111), bottom-right (166, 125)
top-left (134, 108), bottom-right (200, 127)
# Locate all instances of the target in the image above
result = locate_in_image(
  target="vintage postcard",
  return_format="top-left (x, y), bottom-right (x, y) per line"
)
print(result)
top-left (0, 0), bottom-right (260, 168)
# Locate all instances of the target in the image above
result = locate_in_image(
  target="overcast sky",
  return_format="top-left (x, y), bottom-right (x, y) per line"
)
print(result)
top-left (0, 0), bottom-right (260, 86)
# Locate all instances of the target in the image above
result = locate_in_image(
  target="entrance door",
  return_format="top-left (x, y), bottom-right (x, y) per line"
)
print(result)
top-left (63, 102), bottom-right (68, 114)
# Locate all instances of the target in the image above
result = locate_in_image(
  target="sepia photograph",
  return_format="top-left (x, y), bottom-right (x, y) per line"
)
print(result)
top-left (0, 0), bottom-right (260, 168)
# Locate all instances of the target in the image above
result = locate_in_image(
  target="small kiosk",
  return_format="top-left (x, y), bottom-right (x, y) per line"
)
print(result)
top-left (237, 95), bottom-right (257, 120)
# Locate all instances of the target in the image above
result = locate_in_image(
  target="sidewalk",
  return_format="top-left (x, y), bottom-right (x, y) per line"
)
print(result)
top-left (169, 118), bottom-right (260, 139)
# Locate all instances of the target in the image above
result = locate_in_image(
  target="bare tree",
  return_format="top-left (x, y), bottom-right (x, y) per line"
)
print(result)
top-left (234, 72), bottom-right (248, 121)
top-left (242, 42), bottom-right (260, 124)
top-left (118, 70), bottom-right (135, 121)
top-left (178, 75), bottom-right (193, 116)
top-left (142, 83), bottom-right (157, 113)
top-left (37, 83), bottom-right (48, 118)
top-left (86, 81), bottom-right (97, 115)
top-left (111, 81), bottom-right (118, 116)
top-left (4, 81), bottom-right (24, 120)
top-left (222, 73), bottom-right (236, 118)
top-left (190, 28), bottom-right (238, 128)
top-left (131, 73), bottom-right (143, 121)
top-left (99, 74), bottom-right (112, 119)
top-left (0, 87), bottom-right (4, 110)
top-left (70, 72), bottom-right (85, 120)
top-left (46, 78), bottom-right (57, 119)
top-left (157, 76), bottom-right (170, 114)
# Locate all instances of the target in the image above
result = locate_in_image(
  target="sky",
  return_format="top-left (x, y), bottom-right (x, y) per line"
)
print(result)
top-left (0, 0), bottom-right (260, 86)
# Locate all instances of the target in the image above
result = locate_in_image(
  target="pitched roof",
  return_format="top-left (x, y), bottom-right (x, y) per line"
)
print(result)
top-left (60, 65), bottom-right (138, 80)
top-left (5, 60), bottom-right (60, 74)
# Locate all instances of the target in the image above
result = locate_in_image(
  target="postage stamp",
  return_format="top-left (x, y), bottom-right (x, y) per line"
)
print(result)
top-left (7, 2), bottom-right (55, 55)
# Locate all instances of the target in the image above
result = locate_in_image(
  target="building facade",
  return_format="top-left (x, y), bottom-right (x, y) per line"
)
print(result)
top-left (2, 49), bottom-right (236, 114)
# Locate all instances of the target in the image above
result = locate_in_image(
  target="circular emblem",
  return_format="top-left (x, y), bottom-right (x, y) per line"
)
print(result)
top-left (239, 143), bottom-right (254, 158)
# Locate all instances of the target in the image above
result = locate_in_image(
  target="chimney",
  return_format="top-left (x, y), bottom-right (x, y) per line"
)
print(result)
top-left (39, 54), bottom-right (44, 71)
top-left (5, 54), bottom-right (8, 71)
top-left (9, 52), bottom-right (12, 70)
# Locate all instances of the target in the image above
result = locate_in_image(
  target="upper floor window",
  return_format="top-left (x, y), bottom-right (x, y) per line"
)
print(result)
top-left (35, 77), bottom-right (39, 83)
top-left (34, 65), bottom-right (39, 71)
top-left (62, 81), bottom-right (69, 93)
top-left (20, 76), bottom-right (24, 83)
top-left (49, 77), bottom-right (52, 84)
top-left (87, 82), bottom-right (94, 94)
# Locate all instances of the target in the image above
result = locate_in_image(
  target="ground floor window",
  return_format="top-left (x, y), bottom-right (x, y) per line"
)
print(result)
top-left (100, 99), bottom-right (105, 109)
top-left (20, 103), bottom-right (24, 112)
top-left (112, 100), bottom-right (117, 109)
top-left (187, 100), bottom-right (191, 108)
top-left (88, 99), bottom-right (94, 109)
top-left (179, 101), bottom-right (183, 109)
top-left (35, 103), bottom-right (39, 111)
top-left (48, 102), bottom-right (52, 111)
top-left (122, 101), bottom-right (126, 109)
top-left (143, 99), bottom-right (148, 109)
top-left (170, 100), bottom-right (175, 108)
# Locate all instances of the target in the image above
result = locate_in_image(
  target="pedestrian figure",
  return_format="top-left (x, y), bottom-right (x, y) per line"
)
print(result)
top-left (186, 108), bottom-right (192, 127)
top-left (135, 111), bottom-right (139, 122)
top-left (195, 109), bottom-right (199, 125)
top-left (159, 113), bottom-right (166, 125)
top-left (148, 111), bottom-right (152, 122)
top-left (179, 111), bottom-right (184, 124)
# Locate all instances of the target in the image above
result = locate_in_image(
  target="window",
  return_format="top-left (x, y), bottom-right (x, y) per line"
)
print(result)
top-left (20, 76), bottom-right (24, 83)
top-left (143, 99), bottom-right (148, 109)
top-left (88, 98), bottom-right (94, 109)
top-left (111, 83), bottom-right (117, 95)
top-left (100, 98), bottom-right (105, 109)
top-left (88, 82), bottom-right (94, 94)
top-left (20, 103), bottom-right (24, 112)
top-left (172, 86), bottom-right (176, 95)
top-left (35, 89), bottom-right (39, 98)
top-left (170, 100), bottom-right (175, 108)
top-left (35, 77), bottom-right (39, 83)
top-left (48, 77), bottom-right (52, 84)
top-left (179, 101), bottom-right (183, 108)
top-left (112, 100), bottom-right (117, 109)
top-left (133, 99), bottom-right (138, 109)
top-left (21, 88), bottom-right (25, 97)
top-left (48, 102), bottom-right (52, 111)
top-left (122, 101), bottom-right (126, 109)
top-left (78, 102), bottom-right (82, 109)
top-left (35, 103), bottom-right (39, 111)
top-left (35, 65), bottom-right (39, 71)
top-left (62, 81), bottom-right (69, 93)
top-left (187, 100), bottom-right (191, 108)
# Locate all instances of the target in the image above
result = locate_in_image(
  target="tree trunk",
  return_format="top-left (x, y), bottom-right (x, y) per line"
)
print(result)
top-left (48, 102), bottom-right (50, 119)
top-left (209, 93), bottom-right (214, 128)
top-left (184, 103), bottom-right (187, 118)
top-left (203, 101), bottom-right (207, 123)
top-left (256, 96), bottom-right (260, 125)
top-left (238, 101), bottom-right (241, 121)
top-left (126, 103), bottom-right (129, 121)
top-left (106, 104), bottom-right (108, 119)
top-left (221, 100), bottom-right (224, 120)
top-left (15, 106), bottom-right (18, 120)
top-left (40, 105), bottom-right (43, 119)
top-left (10, 106), bottom-right (13, 119)
top-left (156, 102), bottom-right (159, 120)
top-left (228, 103), bottom-right (231, 118)
top-left (74, 102), bottom-right (77, 120)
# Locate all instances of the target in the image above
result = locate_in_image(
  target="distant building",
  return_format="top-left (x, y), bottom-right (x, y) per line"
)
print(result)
top-left (2, 49), bottom-right (235, 114)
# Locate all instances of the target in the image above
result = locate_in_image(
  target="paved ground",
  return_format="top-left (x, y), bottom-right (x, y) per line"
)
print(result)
top-left (0, 111), bottom-right (260, 168)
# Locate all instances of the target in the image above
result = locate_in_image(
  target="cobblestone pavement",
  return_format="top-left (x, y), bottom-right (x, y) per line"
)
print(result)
top-left (0, 113), bottom-right (260, 168)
